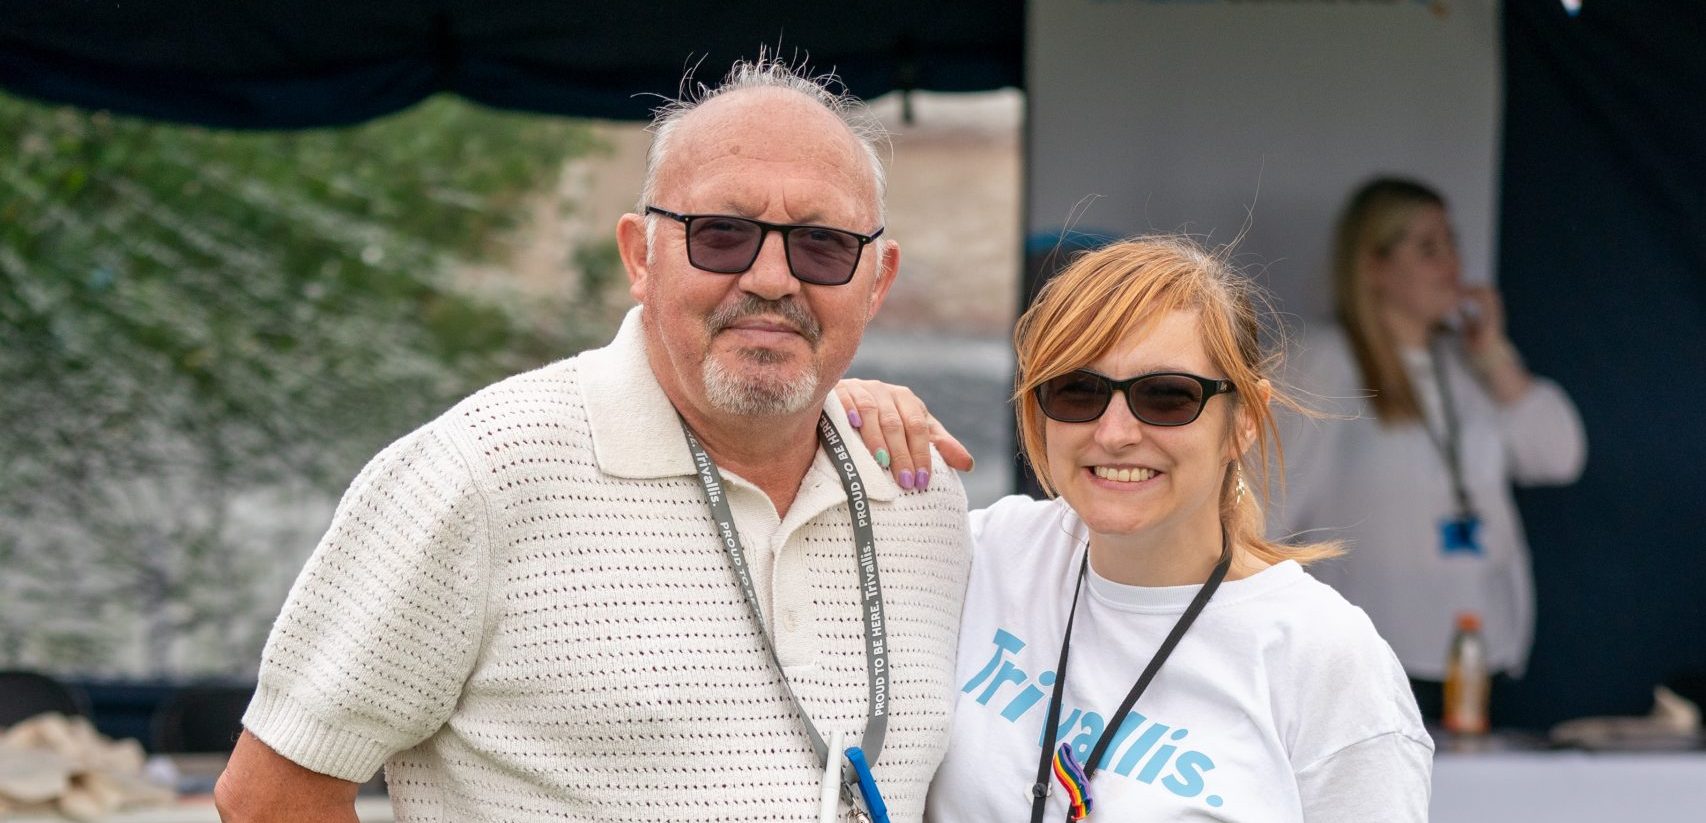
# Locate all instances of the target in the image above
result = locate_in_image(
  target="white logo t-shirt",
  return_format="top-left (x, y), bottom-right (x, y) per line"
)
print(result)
top-left (925, 496), bottom-right (1432, 822)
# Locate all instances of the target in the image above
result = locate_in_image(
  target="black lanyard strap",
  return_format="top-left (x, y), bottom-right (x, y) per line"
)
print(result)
top-left (681, 413), bottom-right (889, 790)
top-left (1028, 531), bottom-right (1232, 823)
top-left (1425, 337), bottom-right (1477, 521)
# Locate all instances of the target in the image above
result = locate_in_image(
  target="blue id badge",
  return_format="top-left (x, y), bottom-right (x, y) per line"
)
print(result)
top-left (1440, 515), bottom-right (1483, 555)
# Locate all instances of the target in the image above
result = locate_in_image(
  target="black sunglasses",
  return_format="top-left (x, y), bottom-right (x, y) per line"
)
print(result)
top-left (646, 206), bottom-right (883, 286)
top-left (1035, 369), bottom-right (1236, 426)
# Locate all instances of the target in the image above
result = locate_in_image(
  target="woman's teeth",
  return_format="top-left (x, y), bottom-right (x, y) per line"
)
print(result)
top-left (1094, 466), bottom-right (1156, 483)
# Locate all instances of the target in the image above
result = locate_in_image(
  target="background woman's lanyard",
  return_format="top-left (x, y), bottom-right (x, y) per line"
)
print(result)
top-left (1426, 337), bottom-right (1477, 523)
top-left (682, 413), bottom-right (889, 818)
top-left (1028, 535), bottom-right (1232, 823)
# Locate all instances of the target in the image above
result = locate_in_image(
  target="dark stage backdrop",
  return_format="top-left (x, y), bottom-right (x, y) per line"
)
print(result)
top-left (0, 1), bottom-right (1022, 128)
top-left (1497, 0), bottom-right (1706, 728)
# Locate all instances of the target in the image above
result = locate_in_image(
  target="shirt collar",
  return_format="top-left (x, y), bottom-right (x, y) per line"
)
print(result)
top-left (579, 307), bottom-right (899, 501)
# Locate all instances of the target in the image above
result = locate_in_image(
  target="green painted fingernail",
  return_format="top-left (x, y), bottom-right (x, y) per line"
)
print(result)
top-left (875, 448), bottom-right (891, 469)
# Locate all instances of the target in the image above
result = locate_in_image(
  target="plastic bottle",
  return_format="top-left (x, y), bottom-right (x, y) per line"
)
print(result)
top-left (1443, 611), bottom-right (1490, 735)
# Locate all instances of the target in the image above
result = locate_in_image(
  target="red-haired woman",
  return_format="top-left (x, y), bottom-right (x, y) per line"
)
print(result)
top-left (841, 235), bottom-right (1431, 822)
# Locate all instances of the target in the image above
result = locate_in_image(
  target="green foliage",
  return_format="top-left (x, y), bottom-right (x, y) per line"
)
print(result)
top-left (572, 238), bottom-right (625, 301)
top-left (0, 93), bottom-right (616, 675)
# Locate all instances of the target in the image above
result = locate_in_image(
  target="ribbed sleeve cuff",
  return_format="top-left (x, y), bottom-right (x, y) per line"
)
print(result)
top-left (242, 684), bottom-right (398, 782)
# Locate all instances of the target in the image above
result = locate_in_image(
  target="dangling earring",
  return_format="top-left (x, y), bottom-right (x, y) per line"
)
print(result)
top-left (1232, 463), bottom-right (1248, 505)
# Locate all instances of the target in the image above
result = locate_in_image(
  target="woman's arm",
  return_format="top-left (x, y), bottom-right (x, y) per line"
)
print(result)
top-left (1496, 378), bottom-right (1588, 485)
top-left (1459, 286), bottom-right (1534, 405)
top-left (1456, 290), bottom-right (1587, 484)
top-left (1295, 731), bottom-right (1434, 823)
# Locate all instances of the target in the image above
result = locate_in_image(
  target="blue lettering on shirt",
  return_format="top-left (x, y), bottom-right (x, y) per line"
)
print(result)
top-left (962, 626), bottom-right (1226, 809)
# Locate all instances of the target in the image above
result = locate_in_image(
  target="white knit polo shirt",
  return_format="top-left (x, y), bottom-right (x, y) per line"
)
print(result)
top-left (244, 308), bottom-right (973, 821)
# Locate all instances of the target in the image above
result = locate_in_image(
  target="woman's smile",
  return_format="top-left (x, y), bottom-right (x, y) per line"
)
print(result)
top-left (1089, 465), bottom-right (1160, 485)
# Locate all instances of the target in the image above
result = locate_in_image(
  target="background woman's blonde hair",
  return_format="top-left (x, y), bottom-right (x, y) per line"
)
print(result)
top-left (1014, 235), bottom-right (1338, 567)
top-left (1332, 177), bottom-right (1447, 424)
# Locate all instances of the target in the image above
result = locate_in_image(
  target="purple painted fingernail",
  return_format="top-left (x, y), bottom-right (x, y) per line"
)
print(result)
top-left (899, 469), bottom-right (915, 490)
top-left (916, 469), bottom-right (930, 489)
top-left (848, 409), bottom-right (863, 428)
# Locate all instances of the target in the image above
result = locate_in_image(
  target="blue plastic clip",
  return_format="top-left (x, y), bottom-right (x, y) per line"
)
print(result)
top-left (843, 746), bottom-right (889, 823)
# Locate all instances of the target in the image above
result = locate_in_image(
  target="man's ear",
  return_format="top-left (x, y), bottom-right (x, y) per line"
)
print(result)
top-left (865, 240), bottom-right (902, 322)
top-left (617, 212), bottom-right (651, 304)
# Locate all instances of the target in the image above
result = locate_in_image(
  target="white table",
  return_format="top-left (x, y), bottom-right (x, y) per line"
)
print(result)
top-left (13, 753), bottom-right (1703, 821)
top-left (1432, 750), bottom-right (1706, 821)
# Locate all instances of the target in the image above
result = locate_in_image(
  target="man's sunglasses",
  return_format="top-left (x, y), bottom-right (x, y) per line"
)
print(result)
top-left (1034, 370), bottom-right (1236, 426)
top-left (646, 206), bottom-right (883, 286)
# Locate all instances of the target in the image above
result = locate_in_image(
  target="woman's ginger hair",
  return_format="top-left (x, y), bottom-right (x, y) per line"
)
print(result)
top-left (1014, 235), bottom-right (1339, 567)
top-left (1332, 177), bottom-right (1447, 423)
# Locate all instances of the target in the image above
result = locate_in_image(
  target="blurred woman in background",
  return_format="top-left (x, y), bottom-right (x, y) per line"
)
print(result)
top-left (1276, 177), bottom-right (1587, 719)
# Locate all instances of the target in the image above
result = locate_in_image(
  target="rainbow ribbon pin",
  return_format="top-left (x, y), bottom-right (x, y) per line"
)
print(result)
top-left (1050, 743), bottom-right (1093, 821)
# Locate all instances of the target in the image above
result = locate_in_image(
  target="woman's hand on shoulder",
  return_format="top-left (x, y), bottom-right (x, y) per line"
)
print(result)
top-left (835, 378), bottom-right (974, 490)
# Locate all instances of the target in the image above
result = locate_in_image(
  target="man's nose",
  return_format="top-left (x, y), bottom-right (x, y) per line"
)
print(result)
top-left (738, 230), bottom-right (801, 301)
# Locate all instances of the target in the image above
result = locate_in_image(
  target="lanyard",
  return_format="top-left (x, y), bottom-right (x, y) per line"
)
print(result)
top-left (682, 413), bottom-right (889, 815)
top-left (1028, 534), bottom-right (1231, 823)
top-left (1423, 338), bottom-right (1477, 521)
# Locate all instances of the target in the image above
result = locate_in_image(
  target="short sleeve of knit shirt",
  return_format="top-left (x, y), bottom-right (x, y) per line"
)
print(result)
top-left (243, 421), bottom-right (492, 782)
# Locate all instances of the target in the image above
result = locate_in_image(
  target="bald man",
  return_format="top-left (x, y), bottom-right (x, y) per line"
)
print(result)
top-left (215, 57), bottom-right (970, 823)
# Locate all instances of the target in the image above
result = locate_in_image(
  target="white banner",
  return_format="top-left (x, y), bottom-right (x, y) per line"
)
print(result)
top-left (1027, 0), bottom-right (1501, 321)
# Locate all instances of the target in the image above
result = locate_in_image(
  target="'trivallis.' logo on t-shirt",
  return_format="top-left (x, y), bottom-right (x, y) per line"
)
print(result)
top-left (963, 628), bottom-right (1228, 810)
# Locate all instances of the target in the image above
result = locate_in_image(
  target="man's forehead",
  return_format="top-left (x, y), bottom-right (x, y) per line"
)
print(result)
top-left (678, 87), bottom-right (856, 143)
top-left (656, 89), bottom-right (876, 200)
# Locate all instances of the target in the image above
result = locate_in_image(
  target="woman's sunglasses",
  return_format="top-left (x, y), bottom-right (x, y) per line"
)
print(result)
top-left (1034, 370), bottom-right (1236, 426)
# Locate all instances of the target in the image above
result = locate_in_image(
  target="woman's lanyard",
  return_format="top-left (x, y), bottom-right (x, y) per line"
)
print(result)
top-left (1424, 337), bottom-right (1478, 524)
top-left (1028, 534), bottom-right (1232, 823)
top-left (681, 413), bottom-right (890, 822)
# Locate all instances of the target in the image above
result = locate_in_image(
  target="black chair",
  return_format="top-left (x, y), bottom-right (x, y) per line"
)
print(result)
top-left (0, 669), bottom-right (89, 728)
top-left (150, 684), bottom-right (255, 753)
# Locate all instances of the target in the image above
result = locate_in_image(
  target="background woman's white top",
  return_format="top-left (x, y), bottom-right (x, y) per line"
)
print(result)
top-left (1275, 327), bottom-right (1587, 678)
